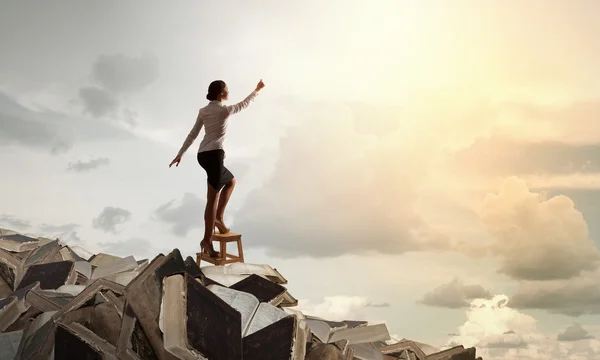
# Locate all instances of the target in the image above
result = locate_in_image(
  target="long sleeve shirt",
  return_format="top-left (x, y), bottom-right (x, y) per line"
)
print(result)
top-left (176, 90), bottom-right (259, 158)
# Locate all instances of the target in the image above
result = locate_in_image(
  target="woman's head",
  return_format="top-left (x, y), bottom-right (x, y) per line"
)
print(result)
top-left (206, 80), bottom-right (228, 101)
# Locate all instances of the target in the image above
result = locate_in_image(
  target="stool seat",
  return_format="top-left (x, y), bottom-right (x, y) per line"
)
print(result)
top-left (196, 231), bottom-right (244, 267)
top-left (213, 232), bottom-right (241, 242)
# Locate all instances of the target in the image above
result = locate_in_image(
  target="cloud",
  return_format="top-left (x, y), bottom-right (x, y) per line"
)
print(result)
top-left (92, 206), bottom-right (132, 233)
top-left (91, 53), bottom-right (159, 94)
top-left (449, 294), bottom-right (537, 349)
top-left (233, 102), bottom-right (449, 258)
top-left (448, 136), bottom-right (600, 176)
top-left (418, 278), bottom-right (492, 309)
top-left (478, 176), bottom-right (600, 281)
top-left (67, 157), bottom-right (110, 172)
top-left (76, 53), bottom-right (159, 123)
top-left (120, 108), bottom-right (138, 126)
top-left (558, 323), bottom-right (595, 342)
top-left (0, 215), bottom-right (81, 244)
top-left (366, 302), bottom-right (390, 308)
top-left (153, 193), bottom-right (205, 237)
top-left (38, 223), bottom-right (81, 244)
top-left (509, 271), bottom-right (600, 317)
top-left (0, 90), bottom-right (134, 154)
top-left (345, 102), bottom-right (400, 137)
top-left (0, 214), bottom-right (32, 230)
top-left (78, 86), bottom-right (118, 118)
top-left (39, 223), bottom-right (79, 233)
top-left (0, 101), bottom-right (72, 154)
top-left (442, 293), bottom-right (600, 359)
top-left (499, 100), bottom-right (600, 145)
top-left (446, 294), bottom-right (600, 360)
top-left (482, 335), bottom-right (529, 349)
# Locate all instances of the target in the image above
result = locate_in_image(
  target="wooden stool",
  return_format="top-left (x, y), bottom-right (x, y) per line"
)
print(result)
top-left (196, 232), bottom-right (244, 267)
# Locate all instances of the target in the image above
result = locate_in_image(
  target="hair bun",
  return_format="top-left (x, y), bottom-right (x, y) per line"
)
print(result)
top-left (206, 93), bottom-right (211, 100)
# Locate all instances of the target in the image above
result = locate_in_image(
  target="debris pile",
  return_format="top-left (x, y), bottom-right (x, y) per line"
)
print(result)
top-left (0, 228), bottom-right (482, 359)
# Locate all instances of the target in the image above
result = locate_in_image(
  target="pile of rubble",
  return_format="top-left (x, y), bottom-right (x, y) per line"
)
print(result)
top-left (0, 228), bottom-right (482, 359)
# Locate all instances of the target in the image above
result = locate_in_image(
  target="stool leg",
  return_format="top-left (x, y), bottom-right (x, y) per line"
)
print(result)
top-left (237, 239), bottom-right (244, 262)
top-left (220, 241), bottom-right (226, 261)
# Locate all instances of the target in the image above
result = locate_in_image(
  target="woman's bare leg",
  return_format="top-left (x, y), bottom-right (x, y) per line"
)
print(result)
top-left (201, 183), bottom-right (220, 256)
top-left (215, 178), bottom-right (236, 233)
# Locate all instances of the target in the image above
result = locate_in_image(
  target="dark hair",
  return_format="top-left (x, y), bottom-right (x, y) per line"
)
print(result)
top-left (206, 80), bottom-right (226, 101)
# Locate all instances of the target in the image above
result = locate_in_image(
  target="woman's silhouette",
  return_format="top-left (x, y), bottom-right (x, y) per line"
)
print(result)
top-left (170, 79), bottom-right (265, 257)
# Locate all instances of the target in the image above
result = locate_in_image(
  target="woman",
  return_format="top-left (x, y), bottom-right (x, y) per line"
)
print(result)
top-left (169, 79), bottom-right (265, 257)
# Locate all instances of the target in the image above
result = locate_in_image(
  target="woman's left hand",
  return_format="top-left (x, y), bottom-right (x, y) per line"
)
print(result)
top-left (169, 155), bottom-right (181, 167)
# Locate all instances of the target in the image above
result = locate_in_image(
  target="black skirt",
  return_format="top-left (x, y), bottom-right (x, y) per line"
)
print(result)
top-left (197, 149), bottom-right (234, 192)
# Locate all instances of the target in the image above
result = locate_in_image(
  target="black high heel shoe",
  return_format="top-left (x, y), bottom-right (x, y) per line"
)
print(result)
top-left (200, 240), bottom-right (218, 258)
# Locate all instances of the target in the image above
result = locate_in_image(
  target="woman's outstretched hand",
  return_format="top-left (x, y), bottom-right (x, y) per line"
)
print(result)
top-left (256, 79), bottom-right (265, 91)
top-left (169, 155), bottom-right (181, 168)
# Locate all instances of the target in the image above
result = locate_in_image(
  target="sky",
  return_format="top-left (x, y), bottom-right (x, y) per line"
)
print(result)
top-left (2, 1), bottom-right (600, 358)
